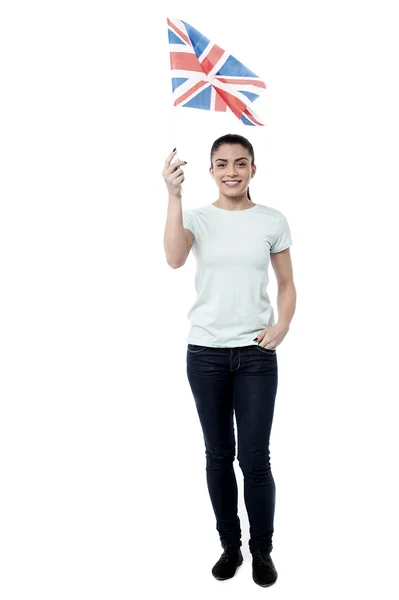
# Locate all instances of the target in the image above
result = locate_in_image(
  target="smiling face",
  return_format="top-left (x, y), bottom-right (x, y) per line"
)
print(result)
top-left (210, 144), bottom-right (256, 198)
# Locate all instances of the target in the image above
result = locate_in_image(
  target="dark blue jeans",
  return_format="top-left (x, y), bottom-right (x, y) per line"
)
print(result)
top-left (186, 344), bottom-right (278, 554)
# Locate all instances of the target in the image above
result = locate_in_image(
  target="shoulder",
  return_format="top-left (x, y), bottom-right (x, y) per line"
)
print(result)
top-left (255, 204), bottom-right (289, 227)
top-left (183, 204), bottom-right (214, 222)
top-left (183, 204), bottom-right (212, 216)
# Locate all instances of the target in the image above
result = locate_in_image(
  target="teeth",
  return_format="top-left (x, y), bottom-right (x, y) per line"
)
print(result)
top-left (224, 181), bottom-right (241, 186)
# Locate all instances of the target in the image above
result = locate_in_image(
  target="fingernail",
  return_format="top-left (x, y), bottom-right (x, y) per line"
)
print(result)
top-left (173, 147), bottom-right (176, 152)
top-left (183, 161), bottom-right (187, 164)
top-left (253, 337), bottom-right (258, 341)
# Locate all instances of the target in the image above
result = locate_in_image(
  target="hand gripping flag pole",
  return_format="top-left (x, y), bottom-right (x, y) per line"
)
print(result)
top-left (167, 17), bottom-right (266, 128)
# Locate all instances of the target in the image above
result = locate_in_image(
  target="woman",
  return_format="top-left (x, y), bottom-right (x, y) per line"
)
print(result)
top-left (163, 134), bottom-right (296, 587)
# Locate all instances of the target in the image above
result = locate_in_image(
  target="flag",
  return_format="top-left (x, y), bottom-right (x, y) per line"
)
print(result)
top-left (167, 18), bottom-right (266, 126)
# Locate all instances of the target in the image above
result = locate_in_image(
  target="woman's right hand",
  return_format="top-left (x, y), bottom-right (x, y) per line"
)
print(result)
top-left (162, 149), bottom-right (186, 196)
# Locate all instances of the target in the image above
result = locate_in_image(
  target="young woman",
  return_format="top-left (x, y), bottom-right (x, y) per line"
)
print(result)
top-left (163, 134), bottom-right (296, 588)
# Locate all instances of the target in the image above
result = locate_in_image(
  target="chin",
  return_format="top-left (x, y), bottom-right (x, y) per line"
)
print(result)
top-left (219, 186), bottom-right (243, 196)
top-left (221, 190), bottom-right (245, 199)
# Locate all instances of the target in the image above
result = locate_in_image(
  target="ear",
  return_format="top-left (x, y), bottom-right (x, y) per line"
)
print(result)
top-left (251, 164), bottom-right (257, 178)
top-left (209, 166), bottom-right (214, 178)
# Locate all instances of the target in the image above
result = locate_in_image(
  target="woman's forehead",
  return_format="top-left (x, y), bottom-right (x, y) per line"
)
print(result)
top-left (212, 144), bottom-right (250, 159)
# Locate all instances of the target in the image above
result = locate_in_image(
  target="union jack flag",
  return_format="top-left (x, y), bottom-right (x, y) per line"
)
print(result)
top-left (167, 18), bottom-right (266, 126)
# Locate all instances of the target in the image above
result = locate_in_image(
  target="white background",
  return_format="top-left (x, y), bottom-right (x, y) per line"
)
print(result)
top-left (1, 0), bottom-right (399, 598)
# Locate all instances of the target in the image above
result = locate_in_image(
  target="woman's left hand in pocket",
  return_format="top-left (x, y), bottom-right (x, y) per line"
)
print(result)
top-left (254, 322), bottom-right (290, 350)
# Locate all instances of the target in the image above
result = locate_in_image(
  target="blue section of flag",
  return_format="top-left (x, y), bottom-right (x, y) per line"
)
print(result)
top-left (183, 85), bottom-right (211, 109)
top-left (168, 30), bottom-right (186, 45)
top-left (216, 55), bottom-right (258, 78)
top-left (172, 77), bottom-right (188, 91)
top-left (240, 113), bottom-right (256, 126)
top-left (181, 20), bottom-right (210, 57)
top-left (239, 90), bottom-right (260, 102)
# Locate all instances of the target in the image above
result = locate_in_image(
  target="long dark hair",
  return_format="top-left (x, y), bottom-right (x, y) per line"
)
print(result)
top-left (210, 134), bottom-right (255, 201)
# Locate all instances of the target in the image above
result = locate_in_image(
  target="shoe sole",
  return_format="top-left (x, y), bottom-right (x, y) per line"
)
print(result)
top-left (252, 573), bottom-right (278, 587)
top-left (212, 555), bottom-right (243, 580)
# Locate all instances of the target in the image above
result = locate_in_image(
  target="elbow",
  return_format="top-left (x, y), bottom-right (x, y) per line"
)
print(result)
top-left (166, 251), bottom-right (187, 269)
top-left (167, 260), bottom-right (185, 269)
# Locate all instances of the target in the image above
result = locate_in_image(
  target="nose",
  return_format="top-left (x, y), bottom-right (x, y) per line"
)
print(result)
top-left (227, 164), bottom-right (238, 177)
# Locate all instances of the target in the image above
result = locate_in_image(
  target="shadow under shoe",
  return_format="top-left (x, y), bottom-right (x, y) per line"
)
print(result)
top-left (252, 549), bottom-right (278, 587)
top-left (212, 546), bottom-right (243, 580)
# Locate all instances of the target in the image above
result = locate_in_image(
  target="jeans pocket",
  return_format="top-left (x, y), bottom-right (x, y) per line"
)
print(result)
top-left (254, 344), bottom-right (276, 354)
top-left (187, 344), bottom-right (207, 354)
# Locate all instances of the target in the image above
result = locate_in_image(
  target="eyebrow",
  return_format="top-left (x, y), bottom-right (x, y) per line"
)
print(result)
top-left (214, 157), bottom-right (249, 162)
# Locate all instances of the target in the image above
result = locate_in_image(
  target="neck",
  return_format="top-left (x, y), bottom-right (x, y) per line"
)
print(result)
top-left (214, 192), bottom-right (253, 211)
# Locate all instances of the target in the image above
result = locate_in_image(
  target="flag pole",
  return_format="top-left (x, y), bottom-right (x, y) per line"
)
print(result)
top-left (171, 102), bottom-right (179, 160)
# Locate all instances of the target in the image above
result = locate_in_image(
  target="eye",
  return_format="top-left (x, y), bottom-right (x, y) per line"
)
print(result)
top-left (216, 163), bottom-right (226, 168)
top-left (237, 162), bottom-right (247, 167)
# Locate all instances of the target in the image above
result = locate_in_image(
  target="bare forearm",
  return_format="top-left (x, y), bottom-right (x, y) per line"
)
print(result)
top-left (163, 194), bottom-right (186, 268)
top-left (276, 283), bottom-right (296, 328)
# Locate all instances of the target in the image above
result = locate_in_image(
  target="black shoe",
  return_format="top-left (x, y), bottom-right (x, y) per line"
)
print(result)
top-left (212, 546), bottom-right (243, 580)
top-left (252, 549), bottom-right (278, 587)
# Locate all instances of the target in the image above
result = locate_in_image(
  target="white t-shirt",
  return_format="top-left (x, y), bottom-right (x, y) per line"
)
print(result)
top-left (182, 202), bottom-right (292, 348)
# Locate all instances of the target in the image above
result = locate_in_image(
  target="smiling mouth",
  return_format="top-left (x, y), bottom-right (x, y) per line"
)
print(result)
top-left (223, 180), bottom-right (242, 187)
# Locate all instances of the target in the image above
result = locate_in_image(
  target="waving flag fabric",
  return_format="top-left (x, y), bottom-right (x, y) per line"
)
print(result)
top-left (167, 18), bottom-right (266, 126)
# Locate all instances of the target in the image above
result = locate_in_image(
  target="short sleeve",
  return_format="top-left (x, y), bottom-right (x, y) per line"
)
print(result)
top-left (182, 209), bottom-right (196, 238)
top-left (270, 214), bottom-right (292, 253)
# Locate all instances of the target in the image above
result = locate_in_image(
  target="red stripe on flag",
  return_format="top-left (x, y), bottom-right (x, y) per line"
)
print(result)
top-left (214, 92), bottom-right (228, 112)
top-left (201, 45), bottom-right (225, 75)
top-left (215, 89), bottom-right (246, 119)
top-left (167, 18), bottom-right (191, 46)
top-left (216, 77), bottom-right (266, 89)
top-left (170, 52), bottom-right (204, 72)
top-left (174, 80), bottom-right (209, 106)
